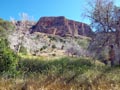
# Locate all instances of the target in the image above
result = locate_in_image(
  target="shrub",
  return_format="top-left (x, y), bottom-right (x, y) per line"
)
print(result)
top-left (42, 46), bottom-right (47, 49)
top-left (19, 45), bottom-right (27, 55)
top-left (48, 36), bottom-right (57, 41)
top-left (0, 39), bottom-right (19, 77)
top-left (52, 53), bottom-right (56, 56)
top-left (19, 57), bottom-right (94, 76)
top-left (77, 39), bottom-right (89, 49)
top-left (52, 44), bottom-right (56, 49)
top-left (40, 46), bottom-right (47, 51)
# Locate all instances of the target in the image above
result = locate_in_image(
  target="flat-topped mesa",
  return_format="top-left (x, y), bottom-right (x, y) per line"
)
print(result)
top-left (30, 16), bottom-right (93, 37)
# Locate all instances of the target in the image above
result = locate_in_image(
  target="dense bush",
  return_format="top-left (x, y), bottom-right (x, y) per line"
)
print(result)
top-left (19, 57), bottom-right (93, 76)
top-left (0, 39), bottom-right (19, 76)
top-left (48, 35), bottom-right (57, 41)
top-left (40, 46), bottom-right (47, 51)
top-left (51, 44), bottom-right (56, 49)
top-left (19, 45), bottom-right (27, 55)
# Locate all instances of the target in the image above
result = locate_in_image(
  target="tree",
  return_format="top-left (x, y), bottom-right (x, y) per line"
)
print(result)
top-left (85, 0), bottom-right (115, 32)
top-left (85, 0), bottom-right (120, 63)
top-left (113, 6), bottom-right (120, 47)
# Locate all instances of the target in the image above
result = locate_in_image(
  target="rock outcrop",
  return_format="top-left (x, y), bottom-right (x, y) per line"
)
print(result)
top-left (30, 16), bottom-right (93, 37)
top-left (14, 20), bottom-right (36, 31)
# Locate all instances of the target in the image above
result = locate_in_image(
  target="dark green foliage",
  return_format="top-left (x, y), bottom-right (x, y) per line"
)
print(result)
top-left (0, 39), bottom-right (19, 76)
top-left (52, 44), bottom-right (56, 49)
top-left (40, 46), bottom-right (47, 51)
top-left (48, 35), bottom-right (57, 41)
top-left (42, 46), bottom-right (47, 49)
top-left (18, 57), bottom-right (93, 76)
top-left (59, 38), bottom-right (65, 43)
top-left (19, 45), bottom-right (27, 55)
top-left (52, 53), bottom-right (56, 56)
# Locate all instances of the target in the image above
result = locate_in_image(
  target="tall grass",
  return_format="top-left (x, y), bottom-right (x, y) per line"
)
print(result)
top-left (18, 57), bottom-right (93, 76)
top-left (0, 57), bottom-right (120, 90)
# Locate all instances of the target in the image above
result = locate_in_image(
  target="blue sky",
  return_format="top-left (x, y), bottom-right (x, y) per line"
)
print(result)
top-left (0, 0), bottom-right (120, 24)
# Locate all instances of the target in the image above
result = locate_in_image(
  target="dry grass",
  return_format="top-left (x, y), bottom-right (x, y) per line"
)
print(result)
top-left (0, 77), bottom-right (120, 90)
top-left (0, 57), bottom-right (120, 90)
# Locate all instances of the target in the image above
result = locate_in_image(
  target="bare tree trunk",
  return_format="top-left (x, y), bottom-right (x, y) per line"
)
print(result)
top-left (17, 44), bottom-right (21, 53)
top-left (115, 25), bottom-right (120, 65)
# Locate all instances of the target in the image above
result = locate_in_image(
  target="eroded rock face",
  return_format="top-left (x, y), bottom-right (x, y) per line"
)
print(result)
top-left (30, 16), bottom-right (93, 37)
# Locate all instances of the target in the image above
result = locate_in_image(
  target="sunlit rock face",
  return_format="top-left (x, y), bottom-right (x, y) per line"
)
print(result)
top-left (30, 16), bottom-right (93, 37)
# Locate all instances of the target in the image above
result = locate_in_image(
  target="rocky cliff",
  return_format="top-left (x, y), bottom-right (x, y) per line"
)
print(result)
top-left (30, 16), bottom-right (93, 37)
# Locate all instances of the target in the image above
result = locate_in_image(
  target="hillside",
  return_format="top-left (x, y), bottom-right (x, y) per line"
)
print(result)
top-left (0, 18), bottom-right (14, 38)
top-left (0, 18), bottom-right (13, 31)
top-left (0, 17), bottom-right (120, 90)
top-left (8, 30), bottom-right (91, 57)
top-left (0, 17), bottom-right (92, 57)
top-left (7, 17), bottom-right (92, 57)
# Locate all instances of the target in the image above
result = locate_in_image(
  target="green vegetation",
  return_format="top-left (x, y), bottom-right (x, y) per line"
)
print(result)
top-left (19, 45), bottom-right (27, 55)
top-left (77, 38), bottom-right (90, 49)
top-left (48, 35), bottom-right (57, 41)
top-left (51, 44), bottom-right (56, 49)
top-left (16, 57), bottom-right (120, 90)
top-left (0, 56), bottom-right (119, 89)
top-left (0, 18), bottom-right (19, 77)
top-left (0, 39), bottom-right (19, 77)
top-left (40, 45), bottom-right (47, 51)
top-left (0, 17), bottom-right (119, 89)
top-left (18, 57), bottom-right (93, 75)
top-left (0, 18), bottom-right (14, 31)
top-left (0, 18), bottom-right (14, 38)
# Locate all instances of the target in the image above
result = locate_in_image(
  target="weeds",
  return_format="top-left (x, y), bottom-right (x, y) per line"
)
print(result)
top-left (0, 57), bottom-right (120, 90)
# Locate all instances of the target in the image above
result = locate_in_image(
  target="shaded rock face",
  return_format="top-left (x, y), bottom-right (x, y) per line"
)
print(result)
top-left (30, 16), bottom-right (93, 37)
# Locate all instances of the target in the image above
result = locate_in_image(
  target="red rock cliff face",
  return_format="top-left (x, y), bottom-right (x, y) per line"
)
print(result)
top-left (30, 16), bottom-right (93, 37)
